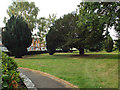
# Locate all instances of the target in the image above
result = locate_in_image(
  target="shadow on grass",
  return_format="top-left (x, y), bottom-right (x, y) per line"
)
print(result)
top-left (20, 53), bottom-right (118, 60)
top-left (54, 53), bottom-right (118, 60)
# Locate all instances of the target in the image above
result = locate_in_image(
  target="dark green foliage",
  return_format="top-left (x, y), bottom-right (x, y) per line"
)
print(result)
top-left (105, 35), bottom-right (114, 52)
top-left (46, 13), bottom-right (77, 55)
top-left (46, 12), bottom-right (105, 55)
top-left (114, 39), bottom-right (120, 51)
top-left (46, 29), bottom-right (55, 55)
top-left (62, 46), bottom-right (70, 52)
top-left (2, 52), bottom-right (20, 89)
top-left (2, 15), bottom-right (32, 58)
top-left (46, 2), bottom-right (120, 55)
top-left (89, 41), bottom-right (104, 52)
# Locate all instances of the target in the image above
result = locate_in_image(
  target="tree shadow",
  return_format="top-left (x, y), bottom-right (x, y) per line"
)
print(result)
top-left (20, 53), bottom-right (118, 60)
top-left (54, 53), bottom-right (118, 60)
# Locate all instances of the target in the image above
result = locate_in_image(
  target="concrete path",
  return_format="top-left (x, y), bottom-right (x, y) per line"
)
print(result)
top-left (18, 68), bottom-right (75, 89)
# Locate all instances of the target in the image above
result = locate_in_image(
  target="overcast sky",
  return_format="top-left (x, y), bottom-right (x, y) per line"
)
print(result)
top-left (0, 0), bottom-right (118, 39)
top-left (0, 0), bottom-right (81, 26)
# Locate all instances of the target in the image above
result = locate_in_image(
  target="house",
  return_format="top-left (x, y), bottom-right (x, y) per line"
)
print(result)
top-left (27, 38), bottom-right (46, 51)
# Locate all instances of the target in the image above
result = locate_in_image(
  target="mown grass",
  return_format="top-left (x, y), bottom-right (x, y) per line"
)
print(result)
top-left (15, 51), bottom-right (118, 88)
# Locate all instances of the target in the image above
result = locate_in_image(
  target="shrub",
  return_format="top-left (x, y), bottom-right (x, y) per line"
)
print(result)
top-left (1, 52), bottom-right (20, 89)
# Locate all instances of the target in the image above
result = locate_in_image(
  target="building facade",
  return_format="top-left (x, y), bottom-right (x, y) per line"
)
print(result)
top-left (27, 38), bottom-right (46, 51)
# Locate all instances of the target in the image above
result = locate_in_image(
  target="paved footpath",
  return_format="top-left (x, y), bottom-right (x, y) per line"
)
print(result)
top-left (18, 68), bottom-right (78, 90)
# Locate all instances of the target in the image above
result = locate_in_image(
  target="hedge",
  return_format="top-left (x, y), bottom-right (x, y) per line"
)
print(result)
top-left (1, 52), bottom-right (20, 89)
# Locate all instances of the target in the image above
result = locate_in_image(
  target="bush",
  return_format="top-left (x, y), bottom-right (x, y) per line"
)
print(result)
top-left (4, 51), bottom-right (47, 56)
top-left (1, 52), bottom-right (20, 89)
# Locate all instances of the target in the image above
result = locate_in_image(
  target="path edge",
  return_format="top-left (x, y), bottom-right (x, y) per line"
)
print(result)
top-left (19, 72), bottom-right (37, 90)
top-left (18, 67), bottom-right (79, 88)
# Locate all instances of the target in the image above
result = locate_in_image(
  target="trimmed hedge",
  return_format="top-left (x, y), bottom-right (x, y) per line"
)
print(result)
top-left (2, 52), bottom-right (20, 89)
top-left (4, 51), bottom-right (47, 56)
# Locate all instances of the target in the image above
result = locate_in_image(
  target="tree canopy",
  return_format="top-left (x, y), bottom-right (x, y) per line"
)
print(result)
top-left (4, 1), bottom-right (39, 31)
top-left (46, 2), bottom-right (120, 55)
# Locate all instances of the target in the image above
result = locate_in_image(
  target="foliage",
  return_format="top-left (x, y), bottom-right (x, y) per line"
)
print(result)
top-left (104, 35), bottom-right (114, 52)
top-left (46, 13), bottom-right (75, 55)
top-left (37, 17), bottom-right (47, 43)
top-left (2, 15), bottom-right (32, 58)
top-left (78, 2), bottom-right (120, 30)
top-left (46, 10), bottom-right (105, 55)
top-left (46, 2), bottom-right (120, 55)
top-left (46, 27), bottom-right (58, 55)
top-left (79, 2), bottom-right (120, 50)
top-left (62, 46), bottom-right (70, 52)
top-left (89, 41), bottom-right (104, 52)
top-left (114, 39), bottom-right (120, 51)
top-left (4, 1), bottom-right (39, 31)
top-left (46, 14), bottom-right (57, 32)
top-left (36, 14), bottom-right (57, 46)
top-left (2, 52), bottom-right (20, 89)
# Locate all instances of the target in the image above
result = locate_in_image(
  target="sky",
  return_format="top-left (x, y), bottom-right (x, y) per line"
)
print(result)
top-left (0, 0), bottom-right (118, 40)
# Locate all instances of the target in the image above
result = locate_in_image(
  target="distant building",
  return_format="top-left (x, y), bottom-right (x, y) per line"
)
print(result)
top-left (27, 38), bottom-right (46, 51)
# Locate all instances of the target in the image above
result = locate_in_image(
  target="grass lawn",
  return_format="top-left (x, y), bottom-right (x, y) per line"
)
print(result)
top-left (14, 51), bottom-right (118, 88)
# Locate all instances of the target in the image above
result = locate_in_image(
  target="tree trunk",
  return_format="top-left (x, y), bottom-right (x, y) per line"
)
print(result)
top-left (78, 48), bottom-right (84, 56)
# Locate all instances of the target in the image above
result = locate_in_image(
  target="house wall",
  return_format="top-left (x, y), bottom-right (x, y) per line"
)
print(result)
top-left (27, 38), bottom-right (46, 51)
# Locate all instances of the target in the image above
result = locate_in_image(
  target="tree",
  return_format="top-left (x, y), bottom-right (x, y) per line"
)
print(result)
top-left (46, 26), bottom-right (58, 55)
top-left (46, 13), bottom-right (78, 55)
top-left (46, 14), bottom-right (57, 32)
top-left (79, 2), bottom-right (120, 51)
top-left (36, 14), bottom-right (56, 50)
top-left (75, 2), bottom-right (107, 55)
top-left (104, 35), bottom-right (114, 52)
top-left (4, 1), bottom-right (39, 31)
top-left (46, 4), bottom-right (106, 55)
top-left (37, 17), bottom-right (47, 47)
top-left (114, 39), bottom-right (120, 51)
top-left (2, 16), bottom-right (32, 58)
top-left (89, 41), bottom-right (104, 52)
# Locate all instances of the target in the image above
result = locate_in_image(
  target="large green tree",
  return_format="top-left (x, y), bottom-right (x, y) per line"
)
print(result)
top-left (78, 2), bottom-right (120, 50)
top-left (46, 2), bottom-right (120, 55)
top-left (46, 13), bottom-right (78, 54)
top-left (74, 2), bottom-right (107, 55)
top-left (4, 1), bottom-right (39, 31)
top-left (2, 16), bottom-right (32, 58)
